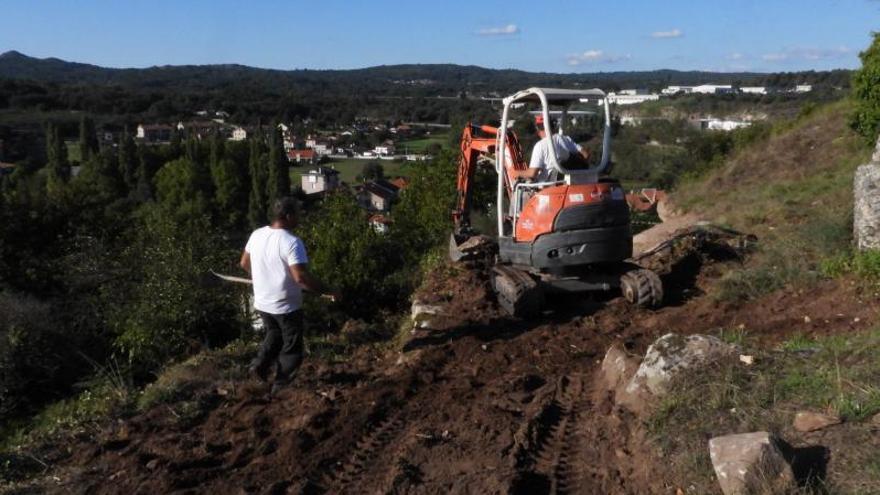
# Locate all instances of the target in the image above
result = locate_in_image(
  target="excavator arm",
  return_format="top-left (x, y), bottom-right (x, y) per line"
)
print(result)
top-left (452, 123), bottom-right (527, 234)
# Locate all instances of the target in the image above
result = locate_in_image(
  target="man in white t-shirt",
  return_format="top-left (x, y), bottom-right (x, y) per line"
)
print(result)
top-left (512, 115), bottom-right (590, 182)
top-left (239, 197), bottom-right (339, 394)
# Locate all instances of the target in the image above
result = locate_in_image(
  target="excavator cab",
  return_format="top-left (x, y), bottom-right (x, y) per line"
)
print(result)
top-left (451, 88), bottom-right (662, 317)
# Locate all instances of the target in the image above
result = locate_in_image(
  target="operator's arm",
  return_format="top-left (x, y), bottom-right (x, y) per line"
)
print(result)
top-left (512, 167), bottom-right (540, 180)
top-left (288, 264), bottom-right (340, 301)
top-left (512, 141), bottom-right (544, 180)
top-left (239, 250), bottom-right (251, 275)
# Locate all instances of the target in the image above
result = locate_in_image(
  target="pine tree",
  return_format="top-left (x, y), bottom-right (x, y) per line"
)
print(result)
top-left (78, 115), bottom-right (99, 163)
top-left (45, 122), bottom-right (70, 196)
top-left (265, 123), bottom-right (290, 208)
top-left (247, 130), bottom-right (268, 229)
top-left (118, 128), bottom-right (138, 192)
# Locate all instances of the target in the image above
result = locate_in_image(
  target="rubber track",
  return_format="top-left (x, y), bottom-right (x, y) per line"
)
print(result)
top-left (492, 265), bottom-right (541, 317)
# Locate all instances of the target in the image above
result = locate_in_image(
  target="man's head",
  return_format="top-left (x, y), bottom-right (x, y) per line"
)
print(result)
top-left (534, 114), bottom-right (551, 136)
top-left (272, 197), bottom-right (299, 228)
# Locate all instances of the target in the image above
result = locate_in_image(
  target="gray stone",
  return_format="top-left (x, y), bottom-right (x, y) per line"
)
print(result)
top-left (411, 301), bottom-right (443, 329)
top-left (854, 163), bottom-right (880, 251)
top-left (708, 432), bottom-right (795, 495)
top-left (625, 333), bottom-right (738, 398)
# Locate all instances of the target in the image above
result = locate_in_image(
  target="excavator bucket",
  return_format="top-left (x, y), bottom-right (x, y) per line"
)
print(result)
top-left (449, 233), bottom-right (495, 262)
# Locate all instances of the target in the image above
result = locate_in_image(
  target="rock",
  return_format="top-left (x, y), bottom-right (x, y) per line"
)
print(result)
top-left (739, 354), bottom-right (754, 365)
top-left (708, 432), bottom-right (795, 495)
top-left (793, 411), bottom-right (841, 432)
top-left (625, 333), bottom-right (739, 398)
top-left (854, 163), bottom-right (880, 251)
top-left (411, 301), bottom-right (443, 329)
top-left (599, 344), bottom-right (640, 394)
top-left (871, 412), bottom-right (880, 427)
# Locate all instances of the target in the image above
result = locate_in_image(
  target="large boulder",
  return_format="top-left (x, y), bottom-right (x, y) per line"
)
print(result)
top-left (854, 162), bottom-right (880, 251)
top-left (625, 333), bottom-right (739, 398)
top-left (708, 432), bottom-right (795, 495)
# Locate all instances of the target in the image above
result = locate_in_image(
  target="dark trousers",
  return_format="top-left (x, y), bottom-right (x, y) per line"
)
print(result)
top-left (253, 310), bottom-right (304, 383)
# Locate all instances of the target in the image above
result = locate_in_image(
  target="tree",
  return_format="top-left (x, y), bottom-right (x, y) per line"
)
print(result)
top-left (851, 32), bottom-right (880, 141)
top-left (247, 131), bottom-right (268, 228)
top-left (360, 162), bottom-right (384, 182)
top-left (154, 157), bottom-right (211, 225)
top-left (118, 128), bottom-right (138, 192)
top-left (78, 115), bottom-right (99, 163)
top-left (265, 124), bottom-right (290, 208)
top-left (210, 133), bottom-right (247, 229)
top-left (44, 122), bottom-right (70, 197)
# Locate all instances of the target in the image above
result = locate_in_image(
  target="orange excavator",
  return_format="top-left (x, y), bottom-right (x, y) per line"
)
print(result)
top-left (450, 88), bottom-right (663, 317)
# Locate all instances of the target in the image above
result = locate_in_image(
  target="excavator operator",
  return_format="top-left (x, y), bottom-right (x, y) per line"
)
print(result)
top-left (512, 115), bottom-right (590, 182)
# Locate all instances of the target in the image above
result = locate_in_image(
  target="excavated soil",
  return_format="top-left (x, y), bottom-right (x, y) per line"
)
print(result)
top-left (23, 257), bottom-right (880, 494)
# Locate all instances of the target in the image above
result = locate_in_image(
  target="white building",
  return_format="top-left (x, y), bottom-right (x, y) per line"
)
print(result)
top-left (693, 84), bottom-right (734, 95)
top-left (606, 93), bottom-right (660, 105)
top-left (661, 86), bottom-right (694, 95)
top-left (313, 143), bottom-right (332, 155)
top-left (740, 87), bottom-right (768, 95)
top-left (374, 144), bottom-right (395, 156)
top-left (795, 84), bottom-right (813, 93)
top-left (231, 126), bottom-right (248, 141)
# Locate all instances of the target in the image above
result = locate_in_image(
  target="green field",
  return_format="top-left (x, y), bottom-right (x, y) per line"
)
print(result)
top-left (289, 158), bottom-right (408, 185)
top-left (396, 132), bottom-right (449, 153)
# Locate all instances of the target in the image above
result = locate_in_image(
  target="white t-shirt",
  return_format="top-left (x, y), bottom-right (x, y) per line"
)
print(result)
top-left (245, 226), bottom-right (309, 315)
top-left (529, 134), bottom-right (583, 182)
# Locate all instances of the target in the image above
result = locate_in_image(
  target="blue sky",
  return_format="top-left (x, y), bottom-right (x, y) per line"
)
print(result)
top-left (1, 0), bottom-right (877, 73)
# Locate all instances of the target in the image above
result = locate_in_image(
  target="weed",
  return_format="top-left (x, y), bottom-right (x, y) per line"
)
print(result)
top-left (779, 334), bottom-right (819, 352)
top-left (717, 326), bottom-right (749, 345)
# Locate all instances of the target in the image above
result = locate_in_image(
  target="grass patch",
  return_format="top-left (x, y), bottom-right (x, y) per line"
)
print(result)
top-left (822, 249), bottom-right (880, 286)
top-left (650, 327), bottom-right (880, 493)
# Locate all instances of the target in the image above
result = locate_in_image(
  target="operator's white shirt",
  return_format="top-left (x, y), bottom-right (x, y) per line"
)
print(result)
top-left (529, 134), bottom-right (583, 182)
top-left (245, 226), bottom-right (309, 315)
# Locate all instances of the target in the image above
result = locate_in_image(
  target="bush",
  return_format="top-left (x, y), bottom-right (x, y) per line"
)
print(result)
top-left (851, 32), bottom-right (880, 141)
top-left (112, 206), bottom-right (246, 375)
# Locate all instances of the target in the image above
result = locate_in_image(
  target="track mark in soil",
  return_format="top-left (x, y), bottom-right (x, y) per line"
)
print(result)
top-left (512, 374), bottom-right (592, 495)
top-left (319, 410), bottom-right (407, 493)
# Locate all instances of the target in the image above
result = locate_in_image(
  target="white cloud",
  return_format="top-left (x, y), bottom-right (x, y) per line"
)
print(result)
top-left (762, 46), bottom-right (851, 63)
top-left (476, 24), bottom-right (519, 36)
top-left (727, 52), bottom-right (745, 61)
top-left (762, 52), bottom-right (788, 62)
top-left (651, 29), bottom-right (683, 39)
top-left (566, 50), bottom-right (631, 66)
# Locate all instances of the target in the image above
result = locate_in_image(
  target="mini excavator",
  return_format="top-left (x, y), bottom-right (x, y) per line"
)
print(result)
top-left (450, 88), bottom-right (663, 317)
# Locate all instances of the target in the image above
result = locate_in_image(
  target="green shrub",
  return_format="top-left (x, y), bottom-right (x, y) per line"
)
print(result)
top-left (851, 32), bottom-right (880, 141)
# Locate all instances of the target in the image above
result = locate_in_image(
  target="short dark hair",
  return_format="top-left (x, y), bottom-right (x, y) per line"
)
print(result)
top-left (273, 197), bottom-right (299, 220)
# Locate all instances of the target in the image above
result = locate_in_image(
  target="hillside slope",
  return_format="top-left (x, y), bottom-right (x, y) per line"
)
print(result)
top-left (4, 101), bottom-right (877, 494)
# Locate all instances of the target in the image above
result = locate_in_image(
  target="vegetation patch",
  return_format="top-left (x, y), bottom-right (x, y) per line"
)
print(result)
top-left (649, 328), bottom-right (880, 493)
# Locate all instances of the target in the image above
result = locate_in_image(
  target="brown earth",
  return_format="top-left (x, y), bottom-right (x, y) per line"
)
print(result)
top-left (18, 254), bottom-right (879, 494)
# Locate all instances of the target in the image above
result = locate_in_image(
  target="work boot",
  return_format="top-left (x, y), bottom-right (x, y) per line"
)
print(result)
top-left (270, 379), bottom-right (289, 397)
top-left (248, 362), bottom-right (269, 383)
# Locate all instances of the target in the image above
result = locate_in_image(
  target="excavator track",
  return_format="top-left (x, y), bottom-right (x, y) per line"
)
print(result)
top-left (492, 265), bottom-right (544, 318)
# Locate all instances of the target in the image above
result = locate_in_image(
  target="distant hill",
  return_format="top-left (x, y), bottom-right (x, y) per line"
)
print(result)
top-left (0, 50), bottom-right (852, 95)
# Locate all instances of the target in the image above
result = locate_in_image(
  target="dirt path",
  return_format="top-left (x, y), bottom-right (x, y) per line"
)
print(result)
top-left (26, 257), bottom-right (879, 494)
